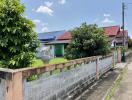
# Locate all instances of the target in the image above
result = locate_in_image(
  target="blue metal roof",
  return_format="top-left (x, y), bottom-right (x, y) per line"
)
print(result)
top-left (38, 30), bottom-right (65, 41)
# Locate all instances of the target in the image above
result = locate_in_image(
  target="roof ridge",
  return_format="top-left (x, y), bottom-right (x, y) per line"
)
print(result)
top-left (103, 25), bottom-right (120, 28)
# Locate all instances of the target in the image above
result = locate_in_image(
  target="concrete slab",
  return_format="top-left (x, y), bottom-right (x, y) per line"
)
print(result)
top-left (112, 62), bottom-right (132, 100)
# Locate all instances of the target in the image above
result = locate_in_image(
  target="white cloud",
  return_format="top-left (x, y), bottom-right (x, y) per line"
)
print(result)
top-left (104, 14), bottom-right (111, 17)
top-left (36, 6), bottom-right (53, 16)
top-left (44, 1), bottom-right (53, 7)
top-left (33, 19), bottom-right (41, 23)
top-left (102, 18), bottom-right (115, 24)
top-left (41, 26), bottom-right (49, 32)
top-left (59, 0), bottom-right (66, 5)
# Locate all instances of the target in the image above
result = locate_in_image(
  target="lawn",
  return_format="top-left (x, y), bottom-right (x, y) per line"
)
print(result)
top-left (0, 58), bottom-right (67, 68)
top-left (0, 59), bottom-right (44, 68)
top-left (28, 57), bottom-right (68, 81)
top-left (31, 57), bottom-right (67, 67)
top-left (31, 59), bottom-right (44, 67)
top-left (49, 57), bottom-right (67, 64)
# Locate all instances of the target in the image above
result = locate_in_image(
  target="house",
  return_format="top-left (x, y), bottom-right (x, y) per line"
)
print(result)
top-left (38, 30), bottom-right (72, 58)
top-left (38, 25), bottom-right (128, 58)
top-left (38, 30), bottom-right (65, 43)
top-left (45, 32), bottom-right (72, 57)
top-left (103, 26), bottom-right (128, 48)
top-left (116, 30), bottom-right (128, 47)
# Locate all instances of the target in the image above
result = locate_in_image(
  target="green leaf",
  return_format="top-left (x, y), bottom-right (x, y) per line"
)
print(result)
top-left (0, 0), bottom-right (39, 69)
top-left (65, 23), bottom-right (110, 59)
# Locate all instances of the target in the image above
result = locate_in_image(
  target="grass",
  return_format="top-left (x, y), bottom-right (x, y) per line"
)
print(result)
top-left (31, 59), bottom-right (44, 67)
top-left (0, 59), bottom-right (44, 68)
top-left (31, 57), bottom-right (67, 67)
top-left (105, 66), bottom-right (128, 100)
top-left (27, 57), bottom-right (67, 81)
top-left (0, 57), bottom-right (67, 81)
top-left (49, 57), bottom-right (67, 64)
top-left (0, 57), bottom-right (67, 68)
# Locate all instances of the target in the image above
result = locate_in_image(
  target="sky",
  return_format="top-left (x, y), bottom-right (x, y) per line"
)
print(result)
top-left (21, 0), bottom-right (132, 37)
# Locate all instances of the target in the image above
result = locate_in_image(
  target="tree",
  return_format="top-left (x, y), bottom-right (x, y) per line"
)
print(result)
top-left (0, 0), bottom-right (39, 69)
top-left (128, 38), bottom-right (132, 48)
top-left (65, 23), bottom-right (110, 59)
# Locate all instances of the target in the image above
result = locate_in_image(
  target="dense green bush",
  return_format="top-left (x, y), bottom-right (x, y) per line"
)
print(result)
top-left (128, 38), bottom-right (132, 48)
top-left (0, 0), bottom-right (39, 69)
top-left (65, 23), bottom-right (110, 59)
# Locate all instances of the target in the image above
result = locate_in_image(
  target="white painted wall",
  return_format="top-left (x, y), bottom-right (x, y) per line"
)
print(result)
top-left (50, 45), bottom-right (55, 58)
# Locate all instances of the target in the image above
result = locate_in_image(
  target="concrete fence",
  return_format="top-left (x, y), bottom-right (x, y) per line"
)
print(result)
top-left (0, 50), bottom-right (122, 100)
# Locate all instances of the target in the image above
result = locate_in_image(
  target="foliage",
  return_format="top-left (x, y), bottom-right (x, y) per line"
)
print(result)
top-left (114, 46), bottom-right (126, 53)
top-left (65, 23), bottom-right (110, 59)
top-left (49, 57), bottom-right (67, 64)
top-left (0, 61), bottom-right (2, 67)
top-left (128, 38), bottom-right (132, 48)
top-left (0, 0), bottom-right (39, 69)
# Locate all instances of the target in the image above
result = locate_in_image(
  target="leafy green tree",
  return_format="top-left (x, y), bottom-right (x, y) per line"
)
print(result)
top-left (0, 0), bottom-right (39, 69)
top-left (128, 38), bottom-right (132, 48)
top-left (65, 23), bottom-right (110, 59)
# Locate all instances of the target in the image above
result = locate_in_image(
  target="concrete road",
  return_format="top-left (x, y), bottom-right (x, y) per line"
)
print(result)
top-left (112, 62), bottom-right (132, 100)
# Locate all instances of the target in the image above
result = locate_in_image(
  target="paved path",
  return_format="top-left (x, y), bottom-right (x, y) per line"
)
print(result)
top-left (75, 63), bottom-right (127, 100)
top-left (112, 62), bottom-right (132, 100)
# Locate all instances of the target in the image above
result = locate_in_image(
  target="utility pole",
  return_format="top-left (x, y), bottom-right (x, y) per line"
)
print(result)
top-left (122, 2), bottom-right (126, 62)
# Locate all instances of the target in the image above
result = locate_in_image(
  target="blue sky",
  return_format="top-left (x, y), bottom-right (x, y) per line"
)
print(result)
top-left (21, 0), bottom-right (132, 37)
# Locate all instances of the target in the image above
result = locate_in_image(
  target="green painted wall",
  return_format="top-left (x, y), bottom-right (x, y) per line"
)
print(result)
top-left (54, 44), bottom-right (64, 57)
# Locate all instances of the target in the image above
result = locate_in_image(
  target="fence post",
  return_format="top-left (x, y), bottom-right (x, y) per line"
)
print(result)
top-left (96, 57), bottom-right (99, 80)
top-left (118, 49), bottom-right (121, 63)
top-left (5, 71), bottom-right (23, 100)
top-left (112, 53), bottom-right (115, 68)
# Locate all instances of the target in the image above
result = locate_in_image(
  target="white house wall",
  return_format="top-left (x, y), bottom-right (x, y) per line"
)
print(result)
top-left (50, 45), bottom-right (55, 58)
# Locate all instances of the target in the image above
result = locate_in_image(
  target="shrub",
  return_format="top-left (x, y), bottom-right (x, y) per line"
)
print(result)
top-left (128, 38), bottom-right (132, 48)
top-left (0, 0), bottom-right (39, 69)
top-left (65, 23), bottom-right (110, 59)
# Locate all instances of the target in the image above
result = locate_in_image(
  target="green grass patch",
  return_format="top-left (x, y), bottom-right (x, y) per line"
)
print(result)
top-left (27, 57), bottom-right (67, 81)
top-left (49, 57), bottom-right (67, 64)
top-left (31, 59), bottom-right (44, 67)
top-left (105, 66), bottom-right (128, 100)
top-left (1, 57), bottom-right (67, 68)
top-left (31, 57), bottom-right (67, 67)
